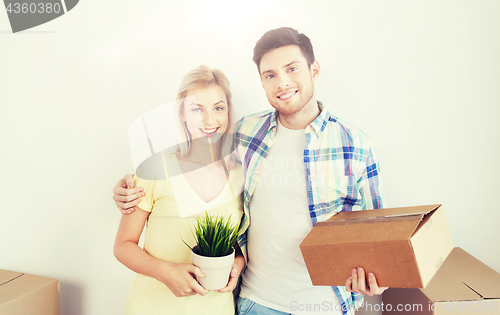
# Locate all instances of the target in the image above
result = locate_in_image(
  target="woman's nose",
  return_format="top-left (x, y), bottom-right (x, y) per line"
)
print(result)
top-left (202, 111), bottom-right (215, 126)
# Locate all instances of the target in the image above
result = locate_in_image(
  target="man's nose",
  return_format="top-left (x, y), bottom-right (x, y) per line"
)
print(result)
top-left (278, 73), bottom-right (291, 89)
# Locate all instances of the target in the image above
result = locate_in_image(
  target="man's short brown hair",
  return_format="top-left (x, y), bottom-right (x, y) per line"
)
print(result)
top-left (253, 27), bottom-right (316, 73)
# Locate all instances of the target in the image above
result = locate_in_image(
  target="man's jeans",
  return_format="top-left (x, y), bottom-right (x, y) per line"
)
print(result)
top-left (237, 297), bottom-right (292, 315)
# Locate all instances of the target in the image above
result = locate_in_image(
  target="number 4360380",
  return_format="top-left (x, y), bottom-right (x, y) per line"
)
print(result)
top-left (5, 2), bottom-right (62, 14)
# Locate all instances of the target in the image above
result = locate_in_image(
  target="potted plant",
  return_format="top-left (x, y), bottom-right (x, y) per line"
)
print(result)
top-left (185, 211), bottom-right (240, 290)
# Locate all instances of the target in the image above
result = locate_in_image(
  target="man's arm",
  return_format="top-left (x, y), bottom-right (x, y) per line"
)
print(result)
top-left (344, 140), bottom-right (387, 296)
top-left (112, 174), bottom-right (145, 214)
top-left (357, 143), bottom-right (384, 210)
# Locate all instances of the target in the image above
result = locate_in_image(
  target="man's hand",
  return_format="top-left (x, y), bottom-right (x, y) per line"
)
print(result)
top-left (345, 267), bottom-right (388, 296)
top-left (112, 174), bottom-right (144, 214)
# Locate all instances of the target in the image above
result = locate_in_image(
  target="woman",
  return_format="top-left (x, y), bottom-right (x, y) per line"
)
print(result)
top-left (114, 65), bottom-right (245, 314)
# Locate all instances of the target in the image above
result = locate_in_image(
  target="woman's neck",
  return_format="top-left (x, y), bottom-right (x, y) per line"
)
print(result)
top-left (181, 137), bottom-right (223, 166)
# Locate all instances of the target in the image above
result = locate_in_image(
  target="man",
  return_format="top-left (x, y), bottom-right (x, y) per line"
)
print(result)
top-left (113, 27), bottom-right (386, 314)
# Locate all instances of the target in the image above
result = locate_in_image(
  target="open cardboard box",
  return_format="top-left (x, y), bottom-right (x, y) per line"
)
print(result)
top-left (299, 204), bottom-right (454, 288)
top-left (383, 247), bottom-right (500, 314)
top-left (0, 269), bottom-right (60, 315)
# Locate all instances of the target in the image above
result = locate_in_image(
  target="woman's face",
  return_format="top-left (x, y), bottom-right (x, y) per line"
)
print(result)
top-left (182, 85), bottom-right (229, 143)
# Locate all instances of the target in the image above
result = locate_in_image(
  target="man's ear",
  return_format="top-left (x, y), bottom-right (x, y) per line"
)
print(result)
top-left (310, 61), bottom-right (321, 83)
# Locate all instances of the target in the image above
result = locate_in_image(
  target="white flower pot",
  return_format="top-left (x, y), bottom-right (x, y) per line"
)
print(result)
top-left (191, 246), bottom-right (235, 291)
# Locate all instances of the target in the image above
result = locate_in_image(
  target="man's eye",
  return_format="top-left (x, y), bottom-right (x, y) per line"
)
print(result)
top-left (266, 74), bottom-right (275, 79)
top-left (288, 67), bottom-right (297, 72)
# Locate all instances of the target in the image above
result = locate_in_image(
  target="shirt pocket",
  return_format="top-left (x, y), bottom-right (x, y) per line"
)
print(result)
top-left (322, 175), bottom-right (360, 212)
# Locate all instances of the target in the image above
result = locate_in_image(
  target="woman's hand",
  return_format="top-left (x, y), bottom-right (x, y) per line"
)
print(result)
top-left (115, 210), bottom-right (208, 297)
top-left (218, 254), bottom-right (246, 293)
top-left (156, 262), bottom-right (209, 297)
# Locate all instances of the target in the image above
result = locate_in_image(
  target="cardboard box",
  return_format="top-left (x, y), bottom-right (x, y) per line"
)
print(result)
top-left (299, 204), bottom-right (454, 288)
top-left (0, 269), bottom-right (60, 315)
top-left (382, 247), bottom-right (500, 314)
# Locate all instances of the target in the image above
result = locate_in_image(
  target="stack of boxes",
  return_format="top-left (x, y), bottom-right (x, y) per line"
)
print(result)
top-left (300, 204), bottom-right (500, 314)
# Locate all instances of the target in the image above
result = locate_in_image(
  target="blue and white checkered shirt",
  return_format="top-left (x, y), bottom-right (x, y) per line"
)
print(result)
top-left (233, 102), bottom-right (385, 315)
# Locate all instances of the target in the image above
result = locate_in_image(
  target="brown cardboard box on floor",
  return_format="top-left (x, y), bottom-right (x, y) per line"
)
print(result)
top-left (383, 247), bottom-right (500, 314)
top-left (0, 269), bottom-right (60, 315)
top-left (299, 204), bottom-right (454, 288)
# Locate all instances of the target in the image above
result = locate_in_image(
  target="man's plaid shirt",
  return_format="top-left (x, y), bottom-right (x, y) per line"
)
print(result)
top-left (233, 102), bottom-right (384, 315)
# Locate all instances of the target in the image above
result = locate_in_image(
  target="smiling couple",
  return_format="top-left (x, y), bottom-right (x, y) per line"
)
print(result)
top-left (113, 27), bottom-right (386, 315)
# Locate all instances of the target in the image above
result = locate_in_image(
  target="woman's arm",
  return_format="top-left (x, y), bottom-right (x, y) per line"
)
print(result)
top-left (113, 206), bottom-right (209, 297)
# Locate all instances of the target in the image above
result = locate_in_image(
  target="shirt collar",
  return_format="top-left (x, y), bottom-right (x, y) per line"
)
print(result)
top-left (269, 101), bottom-right (333, 138)
top-left (263, 108), bottom-right (277, 141)
top-left (308, 101), bottom-right (334, 138)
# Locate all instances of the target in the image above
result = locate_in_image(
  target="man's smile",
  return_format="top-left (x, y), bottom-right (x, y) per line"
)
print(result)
top-left (277, 89), bottom-right (298, 101)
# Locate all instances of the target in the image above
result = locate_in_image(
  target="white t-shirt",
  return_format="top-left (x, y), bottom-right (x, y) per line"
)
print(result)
top-left (239, 119), bottom-right (342, 315)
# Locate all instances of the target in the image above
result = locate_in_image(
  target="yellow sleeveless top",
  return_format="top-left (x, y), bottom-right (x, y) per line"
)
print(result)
top-left (125, 152), bottom-right (244, 315)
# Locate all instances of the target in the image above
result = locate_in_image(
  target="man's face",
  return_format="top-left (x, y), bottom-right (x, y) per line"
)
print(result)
top-left (259, 45), bottom-right (320, 117)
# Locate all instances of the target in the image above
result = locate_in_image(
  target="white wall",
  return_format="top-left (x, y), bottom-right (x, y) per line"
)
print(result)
top-left (1, 1), bottom-right (499, 314)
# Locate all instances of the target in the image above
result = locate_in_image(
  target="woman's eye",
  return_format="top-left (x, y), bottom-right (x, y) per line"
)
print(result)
top-left (192, 108), bottom-right (201, 112)
top-left (215, 106), bottom-right (224, 111)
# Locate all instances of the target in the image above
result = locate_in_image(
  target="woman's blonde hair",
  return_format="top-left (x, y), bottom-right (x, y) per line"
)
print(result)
top-left (175, 65), bottom-right (234, 157)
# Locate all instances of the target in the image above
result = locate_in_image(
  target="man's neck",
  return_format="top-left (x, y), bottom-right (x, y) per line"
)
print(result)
top-left (277, 97), bottom-right (321, 130)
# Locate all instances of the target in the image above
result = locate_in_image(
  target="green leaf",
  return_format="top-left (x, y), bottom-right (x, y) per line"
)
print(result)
top-left (183, 211), bottom-right (241, 257)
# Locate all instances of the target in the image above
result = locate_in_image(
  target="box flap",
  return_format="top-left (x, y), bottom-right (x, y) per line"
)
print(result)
top-left (0, 270), bottom-right (23, 286)
top-left (325, 204), bottom-right (441, 222)
top-left (409, 205), bottom-right (454, 288)
top-left (421, 266), bottom-right (482, 302)
top-left (310, 205), bottom-right (442, 244)
top-left (304, 218), bottom-right (423, 244)
top-left (421, 247), bottom-right (500, 301)
top-left (439, 247), bottom-right (500, 299)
